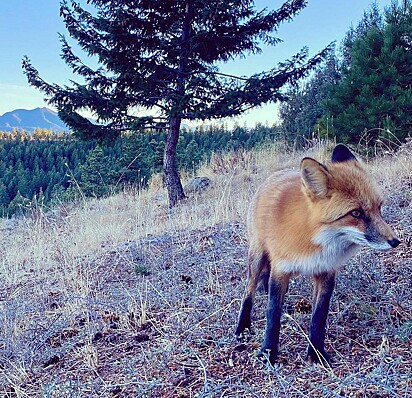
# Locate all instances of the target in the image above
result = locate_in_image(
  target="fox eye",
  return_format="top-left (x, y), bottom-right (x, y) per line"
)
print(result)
top-left (350, 209), bottom-right (363, 218)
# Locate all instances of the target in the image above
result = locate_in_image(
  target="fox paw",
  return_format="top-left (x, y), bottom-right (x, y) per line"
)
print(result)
top-left (306, 347), bottom-right (332, 367)
top-left (235, 328), bottom-right (252, 343)
top-left (256, 348), bottom-right (278, 367)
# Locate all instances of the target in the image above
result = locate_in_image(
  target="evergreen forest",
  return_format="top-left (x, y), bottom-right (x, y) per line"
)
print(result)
top-left (0, 124), bottom-right (277, 216)
top-left (4, 2), bottom-right (412, 216)
top-left (280, 2), bottom-right (412, 145)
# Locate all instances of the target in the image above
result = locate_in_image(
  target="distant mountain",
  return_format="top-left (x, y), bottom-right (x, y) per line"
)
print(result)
top-left (0, 107), bottom-right (68, 132)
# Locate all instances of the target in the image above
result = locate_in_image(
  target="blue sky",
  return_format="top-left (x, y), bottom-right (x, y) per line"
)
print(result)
top-left (0, 0), bottom-right (393, 127)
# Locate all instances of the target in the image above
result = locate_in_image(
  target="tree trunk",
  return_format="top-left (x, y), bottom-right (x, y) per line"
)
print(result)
top-left (162, 1), bottom-right (193, 207)
top-left (163, 116), bottom-right (185, 207)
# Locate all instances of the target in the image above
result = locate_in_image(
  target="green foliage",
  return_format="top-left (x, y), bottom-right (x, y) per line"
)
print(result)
top-left (22, 0), bottom-right (328, 138)
top-left (134, 264), bottom-right (151, 277)
top-left (22, 0), bottom-right (330, 206)
top-left (79, 146), bottom-right (116, 197)
top-left (0, 183), bottom-right (10, 216)
top-left (280, 53), bottom-right (340, 145)
top-left (280, 2), bottom-right (412, 146)
top-left (0, 131), bottom-right (94, 216)
top-left (0, 124), bottom-right (277, 216)
top-left (8, 191), bottom-right (30, 216)
top-left (326, 3), bottom-right (412, 143)
top-left (340, 3), bottom-right (384, 69)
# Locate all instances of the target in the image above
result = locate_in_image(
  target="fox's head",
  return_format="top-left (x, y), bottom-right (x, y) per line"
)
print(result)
top-left (300, 144), bottom-right (400, 251)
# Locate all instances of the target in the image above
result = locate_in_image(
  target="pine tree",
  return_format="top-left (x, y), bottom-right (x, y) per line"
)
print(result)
top-left (325, 2), bottom-right (412, 144)
top-left (79, 146), bottom-right (115, 197)
top-left (178, 138), bottom-right (202, 171)
top-left (117, 135), bottom-right (152, 187)
top-left (341, 3), bottom-right (383, 69)
top-left (0, 183), bottom-right (10, 210)
top-left (280, 52), bottom-right (340, 144)
top-left (8, 191), bottom-right (29, 216)
top-left (23, 0), bottom-right (330, 206)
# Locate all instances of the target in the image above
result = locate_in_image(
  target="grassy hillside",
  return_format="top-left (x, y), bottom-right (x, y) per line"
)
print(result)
top-left (0, 140), bottom-right (411, 397)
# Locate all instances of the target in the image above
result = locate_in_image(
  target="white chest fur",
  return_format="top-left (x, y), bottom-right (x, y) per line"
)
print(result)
top-left (278, 228), bottom-right (361, 275)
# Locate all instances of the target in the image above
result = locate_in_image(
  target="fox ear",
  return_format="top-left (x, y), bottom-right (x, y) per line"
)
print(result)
top-left (300, 158), bottom-right (329, 198)
top-left (332, 144), bottom-right (357, 163)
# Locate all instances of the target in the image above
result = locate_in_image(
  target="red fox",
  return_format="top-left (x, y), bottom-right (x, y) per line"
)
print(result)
top-left (235, 144), bottom-right (400, 365)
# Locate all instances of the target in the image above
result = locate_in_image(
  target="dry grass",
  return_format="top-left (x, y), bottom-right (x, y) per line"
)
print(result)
top-left (0, 140), bottom-right (411, 397)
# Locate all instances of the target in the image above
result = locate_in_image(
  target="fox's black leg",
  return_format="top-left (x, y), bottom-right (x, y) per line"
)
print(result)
top-left (235, 251), bottom-right (269, 338)
top-left (259, 272), bottom-right (290, 365)
top-left (307, 271), bottom-right (336, 365)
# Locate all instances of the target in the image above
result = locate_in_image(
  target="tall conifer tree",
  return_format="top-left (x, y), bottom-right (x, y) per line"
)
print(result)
top-left (326, 2), bottom-right (412, 143)
top-left (23, 0), bottom-right (329, 206)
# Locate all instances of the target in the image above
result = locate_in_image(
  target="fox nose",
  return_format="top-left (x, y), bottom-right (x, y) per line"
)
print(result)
top-left (388, 238), bottom-right (400, 248)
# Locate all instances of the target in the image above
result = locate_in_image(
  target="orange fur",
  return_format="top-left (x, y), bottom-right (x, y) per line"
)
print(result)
top-left (247, 157), bottom-right (398, 275)
top-left (236, 145), bottom-right (400, 365)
